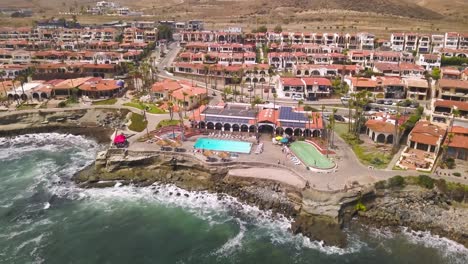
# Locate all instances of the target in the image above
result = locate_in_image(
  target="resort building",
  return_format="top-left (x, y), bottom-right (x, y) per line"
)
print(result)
top-left (195, 103), bottom-right (324, 137)
top-left (396, 121), bottom-right (446, 171)
top-left (365, 111), bottom-right (409, 144)
top-left (416, 54), bottom-right (441, 71)
top-left (404, 78), bottom-right (430, 101)
top-left (78, 78), bottom-right (125, 99)
top-left (390, 33), bottom-right (405, 51)
top-left (441, 67), bottom-right (462, 80)
top-left (438, 79), bottom-right (468, 101)
top-left (445, 126), bottom-right (468, 161)
top-left (445, 32), bottom-right (459, 50)
top-left (151, 79), bottom-right (207, 110)
top-left (431, 99), bottom-right (468, 126)
top-left (408, 121), bottom-right (446, 153)
top-left (277, 77), bottom-right (332, 100)
top-left (345, 77), bottom-right (381, 97)
top-left (380, 77), bottom-right (406, 99)
top-left (51, 77), bottom-right (97, 98)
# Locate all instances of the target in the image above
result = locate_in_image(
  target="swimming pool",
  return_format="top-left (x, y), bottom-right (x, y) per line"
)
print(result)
top-left (194, 138), bottom-right (252, 154)
top-left (290, 141), bottom-right (335, 170)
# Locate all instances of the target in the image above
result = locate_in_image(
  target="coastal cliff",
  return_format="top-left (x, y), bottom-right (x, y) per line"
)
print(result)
top-left (73, 149), bottom-right (373, 247)
top-left (74, 149), bottom-right (468, 249)
top-left (0, 108), bottom-right (128, 142)
top-left (357, 186), bottom-right (468, 247)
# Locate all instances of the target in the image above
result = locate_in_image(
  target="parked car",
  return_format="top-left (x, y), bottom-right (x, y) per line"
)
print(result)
top-left (409, 102), bottom-right (420, 108)
top-left (292, 95), bottom-right (303, 100)
top-left (334, 115), bottom-right (346, 122)
top-left (384, 100), bottom-right (393, 105)
top-left (376, 100), bottom-right (385, 104)
top-left (307, 96), bottom-right (318, 101)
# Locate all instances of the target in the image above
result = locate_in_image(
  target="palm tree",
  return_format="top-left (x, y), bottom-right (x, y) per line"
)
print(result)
top-left (203, 64), bottom-right (210, 96)
top-left (0, 70), bottom-right (8, 102)
top-left (424, 70), bottom-right (433, 108)
top-left (240, 80), bottom-right (245, 103)
top-left (15, 75), bottom-right (27, 102)
top-left (330, 108), bottom-right (338, 147)
top-left (222, 86), bottom-right (232, 101)
top-left (273, 93), bottom-right (278, 109)
top-left (232, 74), bottom-right (239, 101)
top-left (297, 99), bottom-right (303, 111)
top-left (168, 101), bottom-right (174, 121)
top-left (182, 91), bottom-right (188, 118)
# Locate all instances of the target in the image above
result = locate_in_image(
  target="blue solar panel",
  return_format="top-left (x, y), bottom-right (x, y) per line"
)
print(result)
top-left (279, 107), bottom-right (308, 121)
top-left (206, 116), bottom-right (251, 124)
top-left (280, 122), bottom-right (306, 128)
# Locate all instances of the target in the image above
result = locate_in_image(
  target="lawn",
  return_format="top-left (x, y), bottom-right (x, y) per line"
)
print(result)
top-left (335, 124), bottom-right (392, 169)
top-left (124, 102), bottom-right (165, 114)
top-left (128, 113), bottom-right (148, 132)
top-left (16, 104), bottom-right (37, 110)
top-left (92, 98), bottom-right (117, 105)
top-left (156, 119), bottom-right (180, 129)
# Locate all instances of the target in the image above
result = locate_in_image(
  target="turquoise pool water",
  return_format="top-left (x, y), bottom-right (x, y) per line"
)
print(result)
top-left (194, 138), bottom-right (252, 153)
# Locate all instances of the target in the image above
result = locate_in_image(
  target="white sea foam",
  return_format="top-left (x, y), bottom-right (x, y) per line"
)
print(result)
top-left (14, 234), bottom-right (45, 254)
top-left (401, 227), bottom-right (468, 264)
top-left (214, 219), bottom-right (247, 257)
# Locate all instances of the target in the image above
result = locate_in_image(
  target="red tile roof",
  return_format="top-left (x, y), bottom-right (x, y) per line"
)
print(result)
top-left (410, 121), bottom-right (446, 146)
top-left (439, 79), bottom-right (468, 90)
top-left (434, 100), bottom-right (468, 111)
top-left (365, 119), bottom-right (395, 133)
top-left (280, 77), bottom-right (304, 86)
top-left (79, 79), bottom-right (121, 91)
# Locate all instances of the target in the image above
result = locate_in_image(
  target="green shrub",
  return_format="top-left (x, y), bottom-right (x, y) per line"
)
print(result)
top-left (374, 180), bottom-right (386, 190)
top-left (445, 158), bottom-right (455, 169)
top-left (453, 172), bottom-right (461, 177)
top-left (388, 175), bottom-right (405, 188)
top-left (58, 101), bottom-right (67, 108)
top-left (156, 119), bottom-right (180, 129)
top-left (303, 105), bottom-right (319, 112)
top-left (128, 113), bottom-right (148, 132)
top-left (417, 175), bottom-right (434, 189)
top-left (355, 201), bottom-right (367, 212)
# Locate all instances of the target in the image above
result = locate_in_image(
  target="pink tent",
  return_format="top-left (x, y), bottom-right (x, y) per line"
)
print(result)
top-left (114, 134), bottom-right (126, 144)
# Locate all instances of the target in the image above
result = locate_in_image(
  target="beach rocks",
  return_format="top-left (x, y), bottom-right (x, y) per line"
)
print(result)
top-left (357, 187), bottom-right (468, 248)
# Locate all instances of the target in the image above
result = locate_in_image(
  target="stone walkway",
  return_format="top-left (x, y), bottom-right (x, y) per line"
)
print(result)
top-left (228, 167), bottom-right (306, 189)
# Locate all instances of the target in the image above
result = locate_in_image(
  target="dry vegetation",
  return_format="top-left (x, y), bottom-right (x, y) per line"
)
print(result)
top-left (0, 0), bottom-right (467, 35)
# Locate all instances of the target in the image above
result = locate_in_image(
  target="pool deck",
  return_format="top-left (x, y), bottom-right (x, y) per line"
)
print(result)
top-left (128, 132), bottom-right (429, 192)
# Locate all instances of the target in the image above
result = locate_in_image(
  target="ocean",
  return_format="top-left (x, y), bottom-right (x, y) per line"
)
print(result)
top-left (0, 133), bottom-right (467, 264)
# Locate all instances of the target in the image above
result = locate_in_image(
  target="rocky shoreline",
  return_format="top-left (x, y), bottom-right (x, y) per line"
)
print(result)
top-left (357, 186), bottom-right (468, 248)
top-left (0, 108), bottom-right (129, 143)
top-left (1, 110), bottom-right (467, 249)
top-left (73, 148), bottom-right (468, 249)
top-left (73, 148), bottom-right (366, 247)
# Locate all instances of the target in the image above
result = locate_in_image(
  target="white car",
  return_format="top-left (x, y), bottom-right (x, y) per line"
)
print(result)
top-left (292, 95), bottom-right (303, 100)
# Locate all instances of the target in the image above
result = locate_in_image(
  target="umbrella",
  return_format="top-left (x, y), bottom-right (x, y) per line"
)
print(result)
top-left (218, 152), bottom-right (230, 159)
top-left (156, 140), bottom-right (168, 146)
top-left (203, 150), bottom-right (214, 157)
top-left (275, 136), bottom-right (283, 141)
top-left (114, 134), bottom-right (126, 144)
top-left (280, 138), bottom-right (289, 144)
top-left (170, 140), bottom-right (182, 148)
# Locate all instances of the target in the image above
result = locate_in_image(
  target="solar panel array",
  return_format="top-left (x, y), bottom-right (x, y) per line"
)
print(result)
top-left (206, 116), bottom-right (251, 124)
top-left (280, 122), bottom-right (306, 128)
top-left (279, 107), bottom-right (308, 121)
